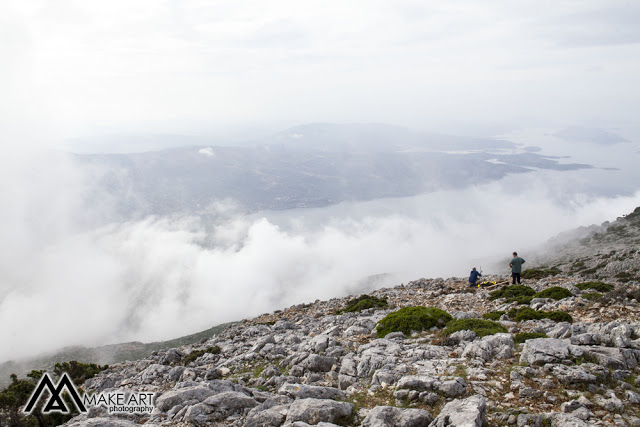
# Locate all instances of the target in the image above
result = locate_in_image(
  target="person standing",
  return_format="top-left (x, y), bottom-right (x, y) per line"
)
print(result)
top-left (509, 252), bottom-right (525, 284)
top-left (469, 267), bottom-right (482, 287)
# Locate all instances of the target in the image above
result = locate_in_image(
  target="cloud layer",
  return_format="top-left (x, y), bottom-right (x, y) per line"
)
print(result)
top-left (1, 158), bottom-right (638, 362)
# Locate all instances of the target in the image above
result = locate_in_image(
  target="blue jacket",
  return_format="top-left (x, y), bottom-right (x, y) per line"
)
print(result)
top-left (469, 270), bottom-right (482, 282)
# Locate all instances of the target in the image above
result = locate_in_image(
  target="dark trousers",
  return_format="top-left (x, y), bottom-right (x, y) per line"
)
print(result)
top-left (512, 273), bottom-right (521, 284)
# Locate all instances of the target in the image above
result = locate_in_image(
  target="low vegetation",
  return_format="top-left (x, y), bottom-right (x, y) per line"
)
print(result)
top-left (575, 281), bottom-right (614, 292)
top-left (488, 285), bottom-right (536, 304)
top-left (443, 319), bottom-right (508, 337)
top-left (0, 361), bottom-right (108, 427)
top-left (514, 332), bottom-right (548, 344)
top-left (181, 346), bottom-right (221, 366)
top-left (581, 262), bottom-right (607, 275)
top-left (376, 307), bottom-right (452, 338)
top-left (533, 286), bottom-right (573, 300)
top-left (482, 311), bottom-right (505, 321)
top-left (520, 267), bottom-right (561, 280)
top-left (613, 272), bottom-right (640, 282)
top-left (506, 307), bottom-right (573, 323)
top-left (581, 292), bottom-right (603, 301)
top-left (339, 294), bottom-right (388, 314)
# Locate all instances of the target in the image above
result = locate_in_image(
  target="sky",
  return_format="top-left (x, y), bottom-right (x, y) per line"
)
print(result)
top-left (2, 0), bottom-right (640, 148)
top-left (1, 1), bottom-right (640, 362)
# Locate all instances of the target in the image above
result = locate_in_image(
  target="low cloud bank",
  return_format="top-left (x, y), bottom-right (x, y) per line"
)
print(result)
top-left (1, 160), bottom-right (639, 362)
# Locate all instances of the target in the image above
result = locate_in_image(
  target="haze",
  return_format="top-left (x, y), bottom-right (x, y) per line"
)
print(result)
top-left (1, 1), bottom-right (640, 362)
top-left (3, 0), bottom-right (640, 146)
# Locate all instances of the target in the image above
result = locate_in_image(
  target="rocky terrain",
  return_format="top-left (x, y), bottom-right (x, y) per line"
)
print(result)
top-left (0, 324), bottom-right (235, 390)
top-left (542, 207), bottom-right (640, 283)
top-left (43, 268), bottom-right (638, 427)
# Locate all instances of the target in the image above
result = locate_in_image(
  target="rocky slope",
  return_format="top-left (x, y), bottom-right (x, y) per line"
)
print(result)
top-left (0, 323), bottom-right (235, 390)
top-left (537, 206), bottom-right (640, 282)
top-left (48, 269), bottom-right (640, 427)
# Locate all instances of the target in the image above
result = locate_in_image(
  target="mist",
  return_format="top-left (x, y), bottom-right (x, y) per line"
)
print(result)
top-left (1, 146), bottom-right (639, 362)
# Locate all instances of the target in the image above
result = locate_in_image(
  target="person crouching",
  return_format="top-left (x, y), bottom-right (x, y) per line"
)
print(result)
top-left (469, 267), bottom-right (482, 288)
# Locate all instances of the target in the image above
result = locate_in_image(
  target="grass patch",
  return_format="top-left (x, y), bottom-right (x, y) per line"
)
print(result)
top-left (347, 388), bottom-right (396, 411)
top-left (376, 306), bottom-right (452, 338)
top-left (488, 285), bottom-right (536, 304)
top-left (443, 319), bottom-right (508, 337)
top-left (482, 311), bottom-right (505, 321)
top-left (514, 332), bottom-right (548, 344)
top-left (622, 374), bottom-right (638, 391)
top-left (339, 294), bottom-right (388, 314)
top-left (520, 267), bottom-right (561, 280)
top-left (581, 262), bottom-right (607, 275)
top-left (581, 292), bottom-right (603, 301)
top-left (534, 286), bottom-right (573, 300)
top-left (181, 346), bottom-right (221, 365)
top-left (506, 307), bottom-right (573, 323)
top-left (613, 272), bottom-right (640, 282)
top-left (575, 281), bottom-right (614, 292)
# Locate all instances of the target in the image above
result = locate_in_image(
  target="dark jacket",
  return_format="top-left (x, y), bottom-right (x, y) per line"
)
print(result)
top-left (469, 270), bottom-right (482, 283)
top-left (510, 257), bottom-right (525, 273)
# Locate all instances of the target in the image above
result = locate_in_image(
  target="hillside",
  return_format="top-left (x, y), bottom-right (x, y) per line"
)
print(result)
top-left (0, 323), bottom-right (234, 390)
top-left (49, 274), bottom-right (639, 426)
top-left (535, 206), bottom-right (640, 282)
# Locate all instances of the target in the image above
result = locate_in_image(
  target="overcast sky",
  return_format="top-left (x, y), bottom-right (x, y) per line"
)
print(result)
top-left (2, 0), bottom-right (640, 147)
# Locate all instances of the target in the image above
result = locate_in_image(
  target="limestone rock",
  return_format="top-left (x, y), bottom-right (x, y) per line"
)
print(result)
top-left (428, 395), bottom-right (486, 427)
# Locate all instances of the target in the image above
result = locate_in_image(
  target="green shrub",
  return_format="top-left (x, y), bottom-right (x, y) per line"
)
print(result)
top-left (340, 294), bottom-right (388, 314)
top-left (482, 311), bottom-right (505, 321)
top-left (575, 281), bottom-right (614, 292)
top-left (0, 373), bottom-right (35, 412)
top-left (581, 292), bottom-right (603, 301)
top-left (614, 272), bottom-right (634, 281)
top-left (534, 286), bottom-right (573, 300)
top-left (512, 295), bottom-right (534, 305)
top-left (581, 262), bottom-right (607, 275)
top-left (545, 311), bottom-right (573, 323)
top-left (182, 346), bottom-right (221, 365)
top-left (53, 361), bottom-right (108, 385)
top-left (507, 307), bottom-right (573, 323)
top-left (443, 319), bottom-right (508, 337)
top-left (0, 365), bottom-right (103, 427)
top-left (514, 332), bottom-right (548, 344)
top-left (376, 306), bottom-right (452, 338)
top-left (507, 307), bottom-right (543, 322)
top-left (521, 267), bottom-right (561, 280)
top-left (488, 285), bottom-right (536, 304)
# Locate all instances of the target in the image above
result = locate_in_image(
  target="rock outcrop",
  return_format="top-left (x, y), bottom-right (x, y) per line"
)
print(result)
top-left (44, 272), bottom-right (640, 426)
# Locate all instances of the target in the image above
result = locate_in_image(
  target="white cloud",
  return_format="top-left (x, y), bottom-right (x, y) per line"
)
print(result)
top-left (198, 147), bottom-right (215, 157)
top-left (1, 170), bottom-right (638, 362)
